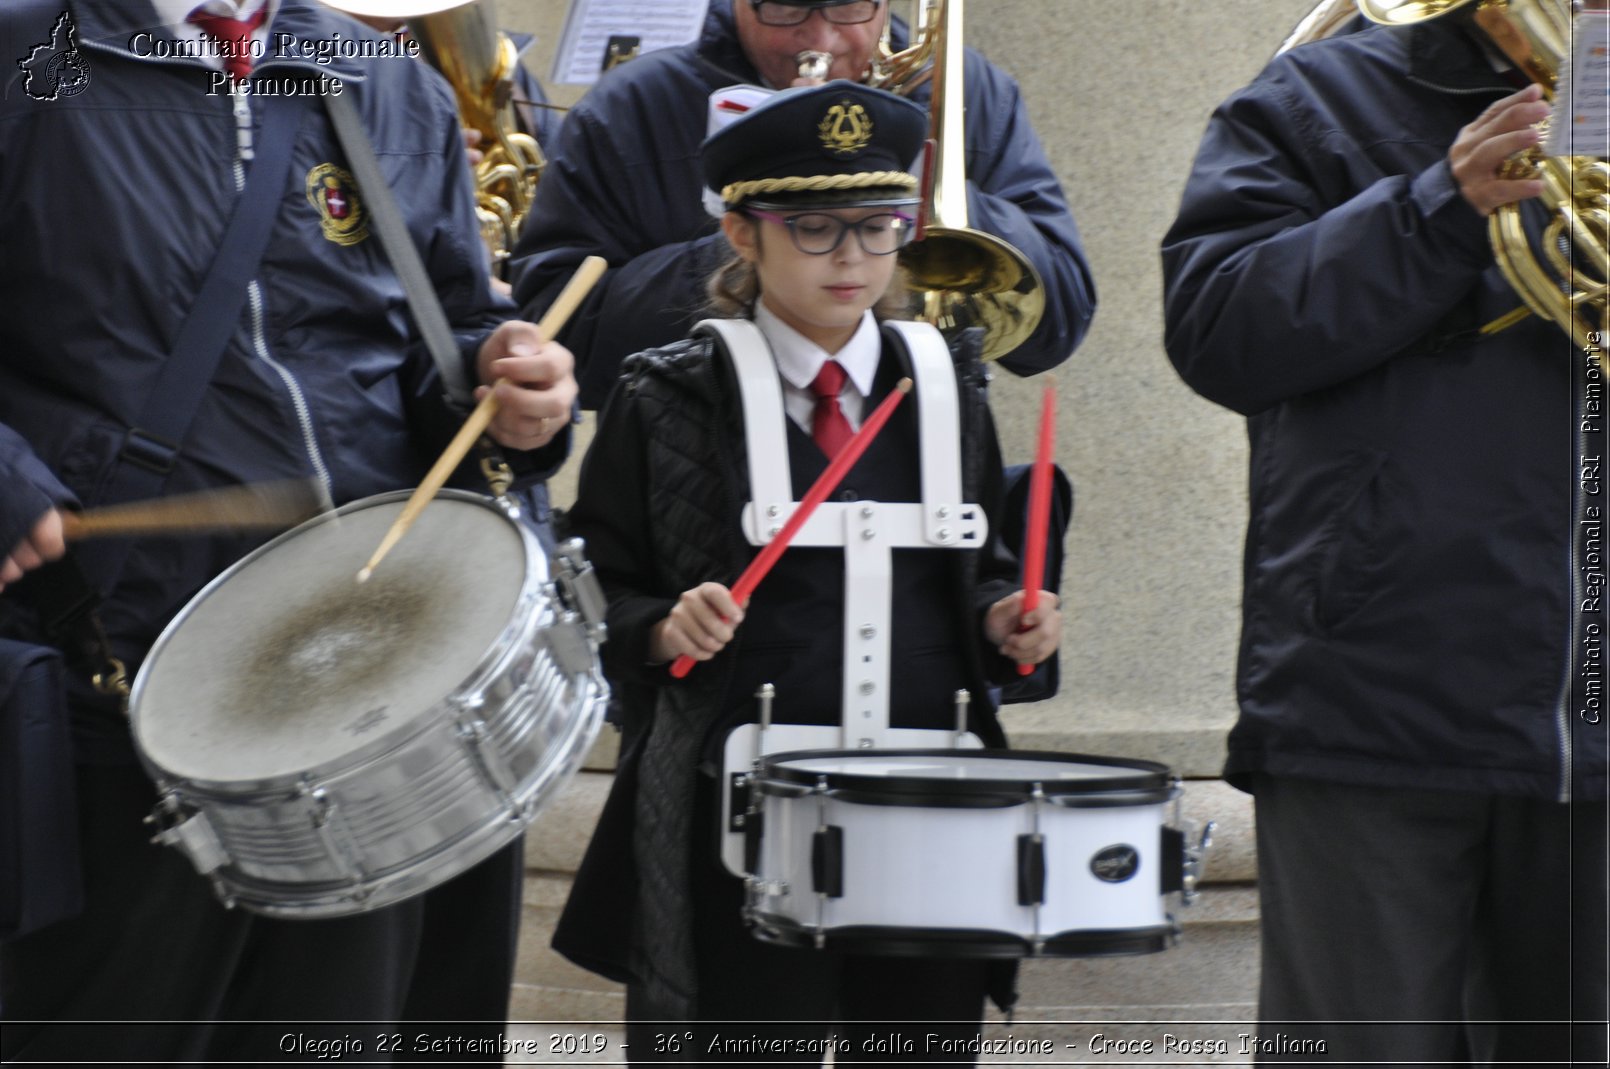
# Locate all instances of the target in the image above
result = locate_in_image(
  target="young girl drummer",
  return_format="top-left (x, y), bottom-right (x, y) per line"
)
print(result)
top-left (555, 81), bottom-right (1060, 1063)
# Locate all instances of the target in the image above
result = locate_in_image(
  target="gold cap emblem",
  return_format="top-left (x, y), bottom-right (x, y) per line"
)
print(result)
top-left (817, 100), bottom-right (873, 158)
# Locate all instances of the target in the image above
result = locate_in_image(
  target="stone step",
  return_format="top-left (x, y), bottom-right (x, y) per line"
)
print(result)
top-left (998, 710), bottom-right (1232, 782)
top-left (582, 720), bottom-right (1232, 781)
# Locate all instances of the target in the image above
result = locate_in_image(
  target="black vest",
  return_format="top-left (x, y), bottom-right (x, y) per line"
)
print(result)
top-left (705, 354), bottom-right (971, 754)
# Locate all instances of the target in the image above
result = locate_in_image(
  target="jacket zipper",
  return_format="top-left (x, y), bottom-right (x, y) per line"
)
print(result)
top-left (76, 34), bottom-right (340, 502)
top-left (228, 84), bottom-right (335, 501)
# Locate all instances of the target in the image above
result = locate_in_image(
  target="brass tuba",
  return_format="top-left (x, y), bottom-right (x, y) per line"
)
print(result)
top-left (1286, 0), bottom-right (1607, 364)
top-left (866, 0), bottom-right (1046, 362)
top-left (326, 0), bottom-right (546, 276)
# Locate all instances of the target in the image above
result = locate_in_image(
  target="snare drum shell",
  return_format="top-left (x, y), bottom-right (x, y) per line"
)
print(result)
top-left (130, 491), bottom-right (608, 918)
top-left (747, 749), bottom-right (1180, 956)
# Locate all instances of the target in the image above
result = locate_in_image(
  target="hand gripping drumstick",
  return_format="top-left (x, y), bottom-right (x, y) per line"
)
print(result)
top-left (669, 378), bottom-right (912, 679)
top-left (1016, 379), bottom-right (1056, 676)
top-left (59, 479), bottom-right (324, 540)
top-left (357, 255), bottom-right (608, 583)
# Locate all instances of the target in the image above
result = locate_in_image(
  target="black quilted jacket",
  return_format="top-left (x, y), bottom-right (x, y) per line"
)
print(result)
top-left (556, 326), bottom-right (1023, 1016)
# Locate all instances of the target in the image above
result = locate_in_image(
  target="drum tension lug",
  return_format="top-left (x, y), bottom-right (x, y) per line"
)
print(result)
top-left (145, 790), bottom-right (229, 877)
top-left (1015, 833), bottom-right (1047, 907)
top-left (553, 538), bottom-right (609, 641)
top-left (1178, 819), bottom-right (1216, 907)
top-left (727, 772), bottom-right (752, 832)
top-left (810, 825), bottom-right (844, 899)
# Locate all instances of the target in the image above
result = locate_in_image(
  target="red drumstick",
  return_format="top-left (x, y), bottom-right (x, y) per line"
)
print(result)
top-left (669, 377), bottom-right (913, 679)
top-left (1016, 380), bottom-right (1056, 676)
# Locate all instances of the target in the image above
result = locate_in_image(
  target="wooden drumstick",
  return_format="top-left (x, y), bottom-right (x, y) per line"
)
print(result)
top-left (60, 479), bottom-right (324, 540)
top-left (356, 255), bottom-right (607, 584)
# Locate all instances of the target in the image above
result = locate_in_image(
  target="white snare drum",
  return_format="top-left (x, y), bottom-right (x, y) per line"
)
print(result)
top-left (130, 490), bottom-right (609, 918)
top-left (744, 749), bottom-right (1194, 957)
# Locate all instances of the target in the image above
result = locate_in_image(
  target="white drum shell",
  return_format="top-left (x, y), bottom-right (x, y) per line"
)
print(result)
top-left (130, 491), bottom-right (608, 918)
top-left (747, 750), bottom-right (1181, 956)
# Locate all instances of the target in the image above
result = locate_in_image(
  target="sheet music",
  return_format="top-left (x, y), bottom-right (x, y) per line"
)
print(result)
top-left (550, 0), bottom-right (708, 86)
top-left (1546, 9), bottom-right (1609, 157)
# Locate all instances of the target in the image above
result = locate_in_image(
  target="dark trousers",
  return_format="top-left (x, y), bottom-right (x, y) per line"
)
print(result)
top-left (625, 778), bottom-right (994, 1068)
top-left (1, 762), bottom-right (524, 1064)
top-left (1251, 774), bottom-right (1608, 1067)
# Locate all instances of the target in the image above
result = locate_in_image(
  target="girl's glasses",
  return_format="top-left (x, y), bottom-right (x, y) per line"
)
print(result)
top-left (745, 209), bottom-right (915, 256)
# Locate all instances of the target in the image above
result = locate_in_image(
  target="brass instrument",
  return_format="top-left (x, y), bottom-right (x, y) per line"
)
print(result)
top-left (795, 50), bottom-right (832, 80)
top-left (867, 0), bottom-right (1045, 362)
top-left (1275, 0), bottom-right (1365, 52)
top-left (1287, 0), bottom-right (1607, 365)
top-left (326, 0), bottom-right (546, 275)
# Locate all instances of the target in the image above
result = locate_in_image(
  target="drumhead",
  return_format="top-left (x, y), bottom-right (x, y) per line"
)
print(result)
top-left (756, 749), bottom-right (1175, 807)
top-left (133, 492), bottom-right (541, 783)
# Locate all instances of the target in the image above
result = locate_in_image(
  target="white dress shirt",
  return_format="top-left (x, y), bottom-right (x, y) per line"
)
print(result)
top-left (752, 302), bottom-right (882, 436)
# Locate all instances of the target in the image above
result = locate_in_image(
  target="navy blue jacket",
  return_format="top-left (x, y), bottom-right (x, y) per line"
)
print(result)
top-left (0, 1), bottom-right (565, 754)
top-left (1161, 19), bottom-right (1606, 802)
top-left (510, 0), bottom-right (1095, 407)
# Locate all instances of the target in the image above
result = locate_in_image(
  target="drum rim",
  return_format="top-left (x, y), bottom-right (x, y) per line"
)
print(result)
top-left (746, 912), bottom-right (1176, 959)
top-left (129, 489), bottom-right (545, 792)
top-left (753, 747), bottom-right (1177, 806)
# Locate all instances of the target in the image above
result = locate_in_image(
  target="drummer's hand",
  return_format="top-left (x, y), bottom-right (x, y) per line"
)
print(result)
top-left (649, 582), bottom-right (746, 664)
top-left (476, 320), bottom-right (578, 451)
top-left (984, 590), bottom-right (1061, 668)
top-left (0, 509), bottom-right (67, 593)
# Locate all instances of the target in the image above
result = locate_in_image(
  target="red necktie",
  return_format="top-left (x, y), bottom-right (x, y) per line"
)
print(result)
top-left (809, 360), bottom-right (854, 458)
top-left (188, 4), bottom-right (269, 83)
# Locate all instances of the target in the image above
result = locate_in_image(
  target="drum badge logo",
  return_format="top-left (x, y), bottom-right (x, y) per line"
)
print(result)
top-left (16, 11), bottom-right (92, 102)
top-left (818, 99), bottom-right (873, 158)
top-left (305, 164), bottom-right (369, 246)
top-left (1089, 844), bottom-right (1141, 884)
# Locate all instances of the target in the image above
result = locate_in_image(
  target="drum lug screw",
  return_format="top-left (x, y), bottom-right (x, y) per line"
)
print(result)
top-left (858, 680), bottom-right (874, 695)
top-left (766, 504), bottom-right (781, 518)
top-left (769, 525), bottom-right (782, 538)
top-left (860, 529), bottom-right (875, 541)
top-left (937, 527), bottom-right (952, 542)
top-left (936, 506), bottom-right (950, 519)
top-left (858, 624), bottom-right (875, 639)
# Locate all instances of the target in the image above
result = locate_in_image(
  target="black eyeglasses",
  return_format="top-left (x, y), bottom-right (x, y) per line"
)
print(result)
top-left (745, 209), bottom-right (915, 256)
top-left (749, 1), bottom-right (882, 27)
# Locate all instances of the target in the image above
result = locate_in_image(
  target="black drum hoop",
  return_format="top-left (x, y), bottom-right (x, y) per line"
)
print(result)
top-left (747, 913), bottom-right (1175, 959)
top-left (752, 748), bottom-right (1178, 810)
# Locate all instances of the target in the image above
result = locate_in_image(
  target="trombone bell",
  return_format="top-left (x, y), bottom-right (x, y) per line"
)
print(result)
top-left (901, 227), bottom-right (1046, 359)
top-left (880, 0), bottom-right (1046, 362)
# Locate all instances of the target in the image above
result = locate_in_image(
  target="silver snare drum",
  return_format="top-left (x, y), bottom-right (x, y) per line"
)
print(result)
top-left (130, 490), bottom-right (609, 918)
top-left (745, 749), bottom-right (1199, 957)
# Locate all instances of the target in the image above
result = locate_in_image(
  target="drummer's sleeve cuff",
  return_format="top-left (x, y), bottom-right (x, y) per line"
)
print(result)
top-left (0, 436), bottom-right (76, 557)
top-left (603, 594), bottom-right (677, 684)
top-left (500, 416), bottom-right (575, 489)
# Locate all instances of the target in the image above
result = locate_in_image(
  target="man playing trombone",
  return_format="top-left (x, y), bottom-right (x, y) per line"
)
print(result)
top-left (510, 0), bottom-right (1095, 408)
